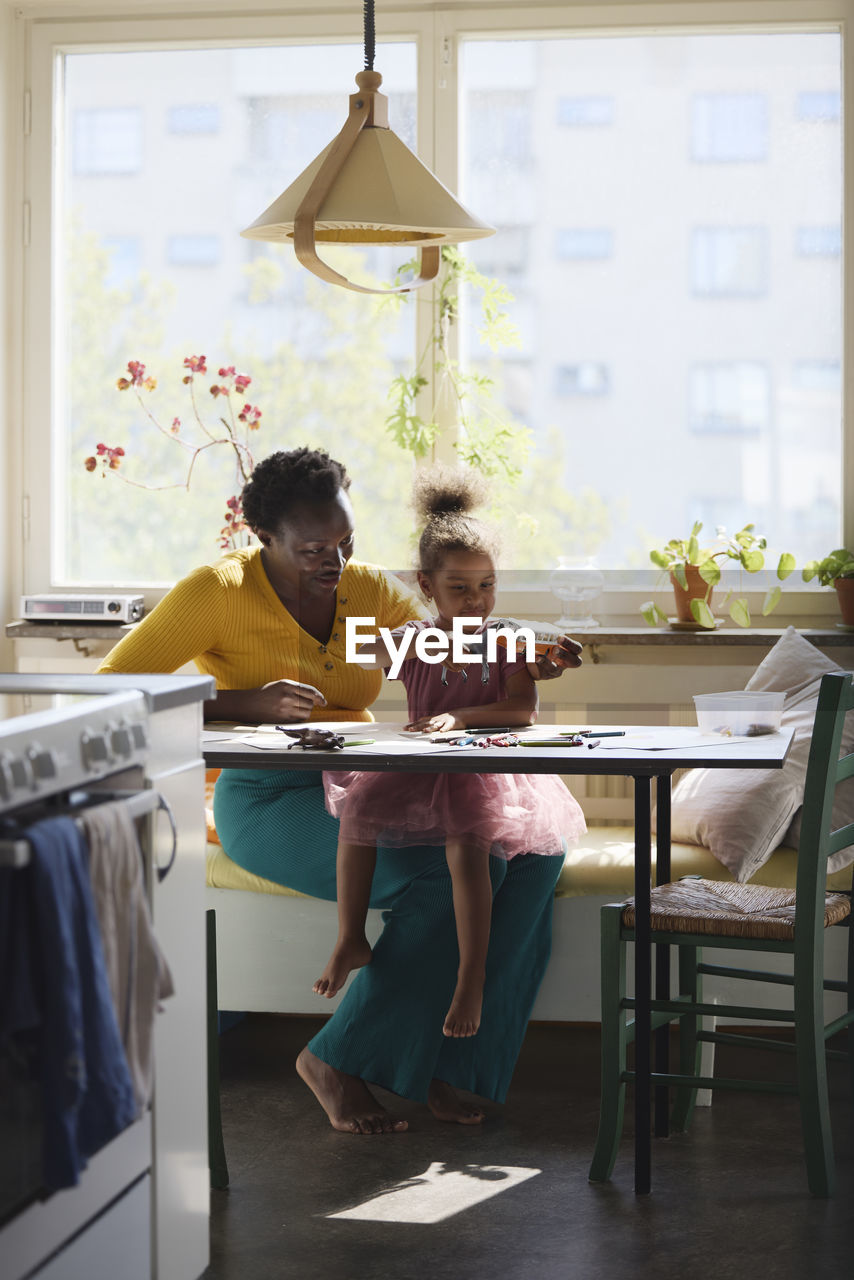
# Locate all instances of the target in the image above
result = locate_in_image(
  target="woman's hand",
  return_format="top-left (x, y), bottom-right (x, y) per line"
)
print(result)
top-left (528, 635), bottom-right (584, 681)
top-left (209, 679), bottom-right (327, 724)
top-left (403, 711), bottom-right (459, 734)
top-left (258, 678), bottom-right (328, 722)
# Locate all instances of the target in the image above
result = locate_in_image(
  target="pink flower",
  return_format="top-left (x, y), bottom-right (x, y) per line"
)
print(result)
top-left (171, 417), bottom-right (181, 433)
top-left (127, 360), bottom-right (147, 386)
top-left (218, 366), bottom-right (236, 379)
top-left (234, 374), bottom-right (251, 394)
top-left (238, 404), bottom-right (262, 428)
top-left (183, 354), bottom-right (207, 376)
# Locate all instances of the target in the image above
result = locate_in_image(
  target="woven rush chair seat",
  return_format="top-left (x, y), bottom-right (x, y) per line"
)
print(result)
top-left (622, 878), bottom-right (851, 941)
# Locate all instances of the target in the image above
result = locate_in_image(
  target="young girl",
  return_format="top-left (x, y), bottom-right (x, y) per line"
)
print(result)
top-left (315, 467), bottom-right (586, 1039)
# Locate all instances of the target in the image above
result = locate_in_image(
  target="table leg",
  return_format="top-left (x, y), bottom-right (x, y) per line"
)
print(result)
top-left (654, 774), bottom-right (672, 1139)
top-left (633, 775), bottom-right (652, 1196)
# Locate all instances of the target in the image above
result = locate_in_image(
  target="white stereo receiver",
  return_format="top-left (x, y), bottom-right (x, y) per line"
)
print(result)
top-left (20, 594), bottom-right (145, 623)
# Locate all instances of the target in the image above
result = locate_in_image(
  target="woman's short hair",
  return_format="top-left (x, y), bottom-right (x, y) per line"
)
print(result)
top-left (241, 448), bottom-right (351, 534)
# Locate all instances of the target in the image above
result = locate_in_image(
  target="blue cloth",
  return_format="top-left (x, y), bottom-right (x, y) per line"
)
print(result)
top-left (214, 768), bottom-right (563, 1103)
top-left (24, 817), bottom-right (137, 1189)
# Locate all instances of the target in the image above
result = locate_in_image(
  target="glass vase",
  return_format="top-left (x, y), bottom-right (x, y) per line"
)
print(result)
top-left (549, 556), bottom-right (605, 629)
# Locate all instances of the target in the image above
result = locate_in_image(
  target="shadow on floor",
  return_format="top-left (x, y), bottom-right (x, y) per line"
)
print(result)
top-left (205, 1016), bottom-right (853, 1280)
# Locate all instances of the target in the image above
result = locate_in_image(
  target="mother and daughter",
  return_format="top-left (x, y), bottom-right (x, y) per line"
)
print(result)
top-left (100, 446), bottom-right (584, 1134)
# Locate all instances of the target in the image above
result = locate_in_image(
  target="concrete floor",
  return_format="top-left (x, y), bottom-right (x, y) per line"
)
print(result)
top-left (205, 1015), bottom-right (853, 1280)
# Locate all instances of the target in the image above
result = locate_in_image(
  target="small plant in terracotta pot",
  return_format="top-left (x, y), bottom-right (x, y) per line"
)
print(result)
top-left (641, 522), bottom-right (796, 629)
top-left (801, 549), bottom-right (854, 626)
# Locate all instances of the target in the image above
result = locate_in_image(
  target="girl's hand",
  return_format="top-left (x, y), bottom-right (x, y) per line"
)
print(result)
top-left (528, 635), bottom-right (583, 681)
top-left (403, 712), bottom-right (459, 734)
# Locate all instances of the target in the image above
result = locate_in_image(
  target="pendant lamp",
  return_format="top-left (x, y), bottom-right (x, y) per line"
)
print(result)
top-left (240, 0), bottom-right (495, 295)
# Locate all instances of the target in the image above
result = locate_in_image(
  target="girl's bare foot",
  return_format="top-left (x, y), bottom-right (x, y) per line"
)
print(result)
top-left (442, 978), bottom-right (483, 1038)
top-left (296, 1047), bottom-right (408, 1134)
top-left (313, 936), bottom-right (373, 998)
top-left (427, 1079), bottom-right (486, 1125)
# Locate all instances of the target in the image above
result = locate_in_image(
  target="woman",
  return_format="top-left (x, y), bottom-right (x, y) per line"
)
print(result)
top-left (99, 447), bottom-right (582, 1134)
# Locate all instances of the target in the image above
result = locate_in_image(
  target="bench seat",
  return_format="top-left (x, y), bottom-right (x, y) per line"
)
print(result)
top-left (206, 828), bottom-right (852, 1021)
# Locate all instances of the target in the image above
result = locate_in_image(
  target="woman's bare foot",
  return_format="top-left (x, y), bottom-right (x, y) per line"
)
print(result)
top-left (313, 936), bottom-right (373, 998)
top-left (296, 1047), bottom-right (408, 1135)
top-left (427, 1079), bottom-right (486, 1125)
top-left (442, 977), bottom-right (483, 1038)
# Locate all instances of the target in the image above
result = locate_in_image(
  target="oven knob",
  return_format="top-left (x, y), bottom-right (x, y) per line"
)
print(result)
top-left (26, 746), bottom-right (58, 781)
top-left (80, 731), bottom-right (109, 770)
top-left (8, 755), bottom-right (35, 792)
top-left (0, 754), bottom-right (13, 801)
top-left (110, 726), bottom-right (134, 759)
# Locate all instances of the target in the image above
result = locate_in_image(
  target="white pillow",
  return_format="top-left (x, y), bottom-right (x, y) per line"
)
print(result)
top-left (667, 628), bottom-right (854, 882)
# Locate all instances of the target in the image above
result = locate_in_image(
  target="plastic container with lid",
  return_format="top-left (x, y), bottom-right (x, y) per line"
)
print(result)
top-left (693, 691), bottom-right (785, 737)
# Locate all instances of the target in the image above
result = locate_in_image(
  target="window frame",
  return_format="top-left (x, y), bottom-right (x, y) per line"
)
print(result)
top-left (13, 0), bottom-right (853, 624)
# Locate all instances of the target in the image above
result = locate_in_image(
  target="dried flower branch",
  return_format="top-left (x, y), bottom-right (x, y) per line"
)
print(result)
top-left (86, 356), bottom-right (264, 550)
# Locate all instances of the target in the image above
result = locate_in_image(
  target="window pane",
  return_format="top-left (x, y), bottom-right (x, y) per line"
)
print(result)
top-left (460, 32), bottom-right (842, 568)
top-left (59, 44), bottom-right (417, 585)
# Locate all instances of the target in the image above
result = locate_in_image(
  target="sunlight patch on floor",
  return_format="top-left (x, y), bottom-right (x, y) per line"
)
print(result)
top-left (327, 1162), bottom-right (542, 1224)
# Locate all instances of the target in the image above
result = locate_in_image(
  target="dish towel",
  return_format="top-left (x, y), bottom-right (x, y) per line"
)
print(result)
top-left (26, 816), bottom-right (137, 1189)
top-left (78, 801), bottom-right (175, 1116)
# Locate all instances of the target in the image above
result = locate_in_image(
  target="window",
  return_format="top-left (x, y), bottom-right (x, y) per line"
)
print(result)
top-left (691, 93), bottom-right (768, 161)
top-left (691, 228), bottom-right (768, 296)
top-left (555, 364), bottom-right (610, 397)
top-left (792, 360), bottom-right (840, 391)
top-left (167, 104), bottom-right (221, 134)
top-left (101, 236), bottom-right (142, 289)
top-left (166, 234), bottom-right (221, 266)
top-left (72, 107), bottom-right (143, 175)
top-left (49, 41), bottom-right (418, 585)
top-left (21, 7), bottom-right (849, 594)
top-left (797, 90), bottom-right (841, 122)
top-left (555, 229), bottom-right (613, 261)
top-left (557, 96), bottom-right (613, 126)
top-left (466, 90), bottom-right (532, 170)
top-left (458, 30), bottom-right (840, 567)
top-left (690, 363), bottom-right (769, 434)
top-left (796, 226), bottom-right (842, 257)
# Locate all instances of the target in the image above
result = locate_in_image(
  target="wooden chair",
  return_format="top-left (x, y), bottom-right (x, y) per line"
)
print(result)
top-left (589, 671), bottom-right (854, 1195)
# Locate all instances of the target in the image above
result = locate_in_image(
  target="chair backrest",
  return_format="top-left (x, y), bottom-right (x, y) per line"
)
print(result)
top-left (795, 671), bottom-right (854, 938)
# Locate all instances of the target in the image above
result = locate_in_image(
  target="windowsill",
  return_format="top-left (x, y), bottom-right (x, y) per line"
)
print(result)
top-left (6, 620), bottom-right (852, 647)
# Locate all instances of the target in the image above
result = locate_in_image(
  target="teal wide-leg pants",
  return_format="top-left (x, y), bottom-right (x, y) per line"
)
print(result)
top-left (213, 768), bottom-right (563, 1104)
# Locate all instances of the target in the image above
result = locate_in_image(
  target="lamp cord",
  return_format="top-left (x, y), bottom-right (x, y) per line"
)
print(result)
top-left (363, 0), bottom-right (375, 70)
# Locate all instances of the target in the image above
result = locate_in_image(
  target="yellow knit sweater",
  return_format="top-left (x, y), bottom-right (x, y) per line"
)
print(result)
top-left (98, 549), bottom-right (425, 722)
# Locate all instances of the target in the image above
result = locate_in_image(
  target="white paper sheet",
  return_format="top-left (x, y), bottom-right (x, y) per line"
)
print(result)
top-left (594, 728), bottom-right (782, 751)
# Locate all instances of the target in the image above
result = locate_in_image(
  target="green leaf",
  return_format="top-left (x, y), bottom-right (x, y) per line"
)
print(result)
top-left (671, 564), bottom-right (688, 590)
top-left (640, 600), bottom-right (668, 626)
top-left (729, 598), bottom-right (751, 628)
top-left (650, 549), bottom-right (671, 570)
top-left (741, 549), bottom-right (764, 573)
top-left (690, 598), bottom-right (716, 629)
top-left (776, 553), bottom-right (796, 580)
top-left (762, 585), bottom-right (782, 615)
top-left (698, 560), bottom-right (720, 586)
top-left (801, 559), bottom-right (819, 583)
top-left (686, 535), bottom-right (700, 565)
top-left (690, 520), bottom-right (703, 538)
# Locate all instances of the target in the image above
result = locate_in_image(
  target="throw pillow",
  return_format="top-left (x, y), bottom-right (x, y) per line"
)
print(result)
top-left (667, 628), bottom-right (854, 881)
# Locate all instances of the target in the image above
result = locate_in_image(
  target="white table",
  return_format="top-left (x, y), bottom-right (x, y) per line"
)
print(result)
top-left (203, 722), bottom-right (794, 1194)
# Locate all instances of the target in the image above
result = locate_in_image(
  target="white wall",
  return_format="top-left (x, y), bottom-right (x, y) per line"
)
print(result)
top-left (1, 2), bottom-right (15, 672)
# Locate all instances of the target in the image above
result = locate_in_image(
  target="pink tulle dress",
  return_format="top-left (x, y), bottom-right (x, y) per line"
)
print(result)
top-left (323, 621), bottom-right (586, 858)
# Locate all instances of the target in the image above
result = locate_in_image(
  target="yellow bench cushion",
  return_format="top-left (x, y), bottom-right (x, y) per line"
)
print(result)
top-left (206, 828), bottom-right (853, 900)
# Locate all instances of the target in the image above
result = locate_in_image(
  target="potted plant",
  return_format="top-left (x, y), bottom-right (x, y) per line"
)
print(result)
top-left (801, 548), bottom-right (854, 626)
top-left (641, 522), bottom-right (796, 629)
